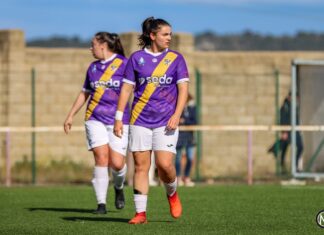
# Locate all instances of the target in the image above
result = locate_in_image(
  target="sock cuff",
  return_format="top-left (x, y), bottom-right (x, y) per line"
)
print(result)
top-left (134, 194), bottom-right (147, 201)
top-left (165, 178), bottom-right (177, 187)
top-left (134, 194), bottom-right (148, 213)
top-left (164, 178), bottom-right (177, 196)
top-left (94, 166), bottom-right (109, 178)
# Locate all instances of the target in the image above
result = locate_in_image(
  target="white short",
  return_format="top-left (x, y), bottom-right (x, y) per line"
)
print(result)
top-left (129, 125), bottom-right (179, 154)
top-left (85, 120), bottom-right (129, 156)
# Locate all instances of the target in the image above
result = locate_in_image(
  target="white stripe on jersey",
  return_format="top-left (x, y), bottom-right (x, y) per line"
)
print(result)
top-left (123, 78), bottom-right (136, 85)
top-left (177, 78), bottom-right (190, 84)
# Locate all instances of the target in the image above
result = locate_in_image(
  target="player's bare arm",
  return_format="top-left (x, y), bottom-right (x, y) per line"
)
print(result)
top-left (64, 91), bottom-right (89, 134)
top-left (167, 82), bottom-right (188, 130)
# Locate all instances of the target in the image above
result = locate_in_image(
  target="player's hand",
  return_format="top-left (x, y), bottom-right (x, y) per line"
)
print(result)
top-left (64, 116), bottom-right (73, 134)
top-left (114, 120), bottom-right (123, 138)
top-left (166, 114), bottom-right (180, 131)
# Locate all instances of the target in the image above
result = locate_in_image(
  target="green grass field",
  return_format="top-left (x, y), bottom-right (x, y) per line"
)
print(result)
top-left (0, 184), bottom-right (323, 234)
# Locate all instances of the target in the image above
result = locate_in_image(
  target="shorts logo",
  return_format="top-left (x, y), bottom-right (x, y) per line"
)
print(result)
top-left (167, 144), bottom-right (173, 147)
top-left (316, 210), bottom-right (324, 228)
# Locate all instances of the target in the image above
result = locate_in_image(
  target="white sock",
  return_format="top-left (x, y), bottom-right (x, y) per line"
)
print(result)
top-left (112, 164), bottom-right (127, 190)
top-left (164, 178), bottom-right (177, 196)
top-left (91, 166), bottom-right (109, 204)
top-left (134, 194), bottom-right (147, 213)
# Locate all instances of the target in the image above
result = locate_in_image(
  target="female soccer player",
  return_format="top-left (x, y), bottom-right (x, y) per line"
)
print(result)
top-left (114, 17), bottom-right (189, 224)
top-left (64, 32), bottom-right (129, 214)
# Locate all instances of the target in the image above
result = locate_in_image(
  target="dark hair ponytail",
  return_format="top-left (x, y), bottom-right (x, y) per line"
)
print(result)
top-left (138, 17), bottom-right (171, 49)
top-left (95, 32), bottom-right (125, 57)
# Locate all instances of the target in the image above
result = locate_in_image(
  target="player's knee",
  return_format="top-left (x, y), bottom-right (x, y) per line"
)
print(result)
top-left (94, 155), bottom-right (108, 166)
top-left (134, 164), bottom-right (150, 174)
top-left (157, 162), bottom-right (173, 173)
top-left (111, 162), bottom-right (124, 171)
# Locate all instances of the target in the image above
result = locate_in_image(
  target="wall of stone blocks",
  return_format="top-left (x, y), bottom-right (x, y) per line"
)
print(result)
top-left (22, 48), bottom-right (94, 166)
top-left (1, 29), bottom-right (324, 182)
top-left (195, 51), bottom-right (324, 178)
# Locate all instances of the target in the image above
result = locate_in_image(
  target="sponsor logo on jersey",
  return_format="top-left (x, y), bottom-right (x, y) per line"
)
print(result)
top-left (90, 80), bottom-right (120, 89)
top-left (139, 77), bottom-right (146, 86)
top-left (152, 58), bottom-right (158, 63)
top-left (139, 74), bottom-right (173, 86)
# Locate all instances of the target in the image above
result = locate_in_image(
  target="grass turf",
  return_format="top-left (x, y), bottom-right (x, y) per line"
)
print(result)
top-left (0, 185), bottom-right (323, 234)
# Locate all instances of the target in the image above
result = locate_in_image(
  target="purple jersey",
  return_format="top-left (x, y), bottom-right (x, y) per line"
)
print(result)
top-left (83, 54), bottom-right (130, 125)
top-left (123, 48), bottom-right (189, 128)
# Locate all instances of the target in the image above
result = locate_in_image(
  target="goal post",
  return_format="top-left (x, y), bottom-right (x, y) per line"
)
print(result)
top-left (292, 59), bottom-right (324, 179)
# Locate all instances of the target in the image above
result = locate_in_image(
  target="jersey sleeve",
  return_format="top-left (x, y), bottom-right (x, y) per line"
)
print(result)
top-left (82, 66), bottom-right (92, 93)
top-left (123, 55), bottom-right (136, 86)
top-left (176, 54), bottom-right (190, 84)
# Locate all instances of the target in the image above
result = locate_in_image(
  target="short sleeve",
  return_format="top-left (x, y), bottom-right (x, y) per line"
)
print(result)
top-left (176, 54), bottom-right (189, 84)
top-left (82, 66), bottom-right (92, 93)
top-left (123, 55), bottom-right (136, 85)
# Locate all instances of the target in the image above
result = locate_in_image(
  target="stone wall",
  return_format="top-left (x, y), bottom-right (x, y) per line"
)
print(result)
top-left (1, 29), bottom-right (324, 182)
top-left (195, 51), bottom-right (324, 178)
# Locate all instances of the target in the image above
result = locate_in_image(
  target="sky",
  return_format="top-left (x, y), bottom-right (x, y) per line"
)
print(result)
top-left (1, 0), bottom-right (324, 40)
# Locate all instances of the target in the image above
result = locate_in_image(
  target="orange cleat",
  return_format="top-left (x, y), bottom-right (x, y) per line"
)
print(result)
top-left (128, 212), bottom-right (147, 224)
top-left (168, 191), bottom-right (182, 219)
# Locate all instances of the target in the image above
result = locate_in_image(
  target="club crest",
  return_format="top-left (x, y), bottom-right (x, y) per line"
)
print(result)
top-left (138, 57), bottom-right (145, 66)
top-left (164, 59), bottom-right (171, 65)
top-left (92, 65), bottom-right (97, 73)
